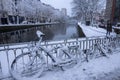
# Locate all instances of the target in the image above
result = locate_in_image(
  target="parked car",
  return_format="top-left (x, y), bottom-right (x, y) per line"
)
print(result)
top-left (21, 20), bottom-right (35, 24)
top-left (114, 22), bottom-right (120, 34)
top-left (116, 22), bottom-right (120, 27)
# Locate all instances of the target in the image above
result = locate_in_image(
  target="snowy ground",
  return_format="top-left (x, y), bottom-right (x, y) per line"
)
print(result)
top-left (78, 22), bottom-right (116, 37)
top-left (11, 51), bottom-right (120, 80)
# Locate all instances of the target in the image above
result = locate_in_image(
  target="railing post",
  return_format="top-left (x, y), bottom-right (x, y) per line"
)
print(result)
top-left (0, 61), bottom-right (2, 74)
top-left (86, 37), bottom-right (88, 49)
top-left (83, 40), bottom-right (85, 50)
top-left (64, 39), bottom-right (67, 46)
top-left (6, 49), bottom-right (11, 75)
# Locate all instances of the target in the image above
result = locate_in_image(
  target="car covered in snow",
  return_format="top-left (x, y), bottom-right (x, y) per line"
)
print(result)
top-left (116, 22), bottom-right (120, 27)
top-left (113, 22), bottom-right (120, 34)
top-left (21, 20), bottom-right (35, 24)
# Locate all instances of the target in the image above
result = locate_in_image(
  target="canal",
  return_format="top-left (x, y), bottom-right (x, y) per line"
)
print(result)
top-left (41, 23), bottom-right (85, 41)
top-left (0, 23), bottom-right (85, 44)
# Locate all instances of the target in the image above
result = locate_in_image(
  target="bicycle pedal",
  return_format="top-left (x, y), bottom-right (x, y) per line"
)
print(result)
top-left (59, 60), bottom-right (76, 67)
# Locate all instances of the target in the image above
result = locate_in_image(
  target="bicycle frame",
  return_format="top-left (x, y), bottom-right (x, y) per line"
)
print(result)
top-left (10, 31), bottom-right (79, 80)
top-left (38, 46), bottom-right (57, 62)
top-left (30, 32), bottom-right (74, 66)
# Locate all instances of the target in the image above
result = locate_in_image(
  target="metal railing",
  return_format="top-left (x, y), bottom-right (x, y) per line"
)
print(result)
top-left (0, 36), bottom-right (119, 79)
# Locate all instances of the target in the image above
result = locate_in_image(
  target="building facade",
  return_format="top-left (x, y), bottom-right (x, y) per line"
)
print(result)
top-left (61, 8), bottom-right (67, 16)
top-left (105, 0), bottom-right (113, 21)
top-left (113, 0), bottom-right (120, 23)
top-left (105, 0), bottom-right (120, 24)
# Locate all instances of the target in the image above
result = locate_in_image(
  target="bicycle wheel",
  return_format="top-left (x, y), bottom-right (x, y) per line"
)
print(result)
top-left (87, 44), bottom-right (102, 60)
top-left (10, 52), bottom-right (45, 79)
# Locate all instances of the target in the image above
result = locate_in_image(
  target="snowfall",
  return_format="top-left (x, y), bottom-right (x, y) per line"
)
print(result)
top-left (0, 22), bottom-right (120, 80)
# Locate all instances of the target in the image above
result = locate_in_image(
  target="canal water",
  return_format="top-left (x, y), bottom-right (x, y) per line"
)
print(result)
top-left (42, 23), bottom-right (85, 41)
top-left (0, 23), bottom-right (85, 44)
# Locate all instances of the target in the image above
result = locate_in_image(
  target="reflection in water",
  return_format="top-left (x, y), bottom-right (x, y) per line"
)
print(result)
top-left (52, 25), bottom-right (77, 40)
top-left (0, 24), bottom-right (85, 44)
top-left (43, 24), bottom-right (85, 41)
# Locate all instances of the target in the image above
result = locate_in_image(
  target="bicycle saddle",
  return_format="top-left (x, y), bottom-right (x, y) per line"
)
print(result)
top-left (36, 30), bottom-right (45, 38)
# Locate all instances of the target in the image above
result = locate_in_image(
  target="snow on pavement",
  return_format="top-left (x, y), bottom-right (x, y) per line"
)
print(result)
top-left (19, 52), bottom-right (120, 80)
top-left (78, 22), bottom-right (116, 37)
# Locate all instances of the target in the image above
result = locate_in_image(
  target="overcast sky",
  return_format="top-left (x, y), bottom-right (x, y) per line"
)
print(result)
top-left (41, 0), bottom-right (73, 16)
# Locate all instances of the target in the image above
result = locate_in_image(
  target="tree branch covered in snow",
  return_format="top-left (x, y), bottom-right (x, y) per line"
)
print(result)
top-left (0, 0), bottom-right (69, 23)
top-left (72, 0), bottom-right (106, 22)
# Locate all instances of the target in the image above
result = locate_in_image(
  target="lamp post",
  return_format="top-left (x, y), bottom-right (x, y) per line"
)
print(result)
top-left (14, 0), bottom-right (19, 24)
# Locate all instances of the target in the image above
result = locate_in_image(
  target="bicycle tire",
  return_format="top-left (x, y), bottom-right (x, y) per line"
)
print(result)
top-left (87, 43), bottom-right (102, 60)
top-left (10, 52), bottom-right (45, 79)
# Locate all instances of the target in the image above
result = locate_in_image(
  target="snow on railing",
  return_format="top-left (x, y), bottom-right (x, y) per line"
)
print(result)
top-left (0, 36), bottom-right (119, 79)
top-left (0, 22), bottom-right (59, 27)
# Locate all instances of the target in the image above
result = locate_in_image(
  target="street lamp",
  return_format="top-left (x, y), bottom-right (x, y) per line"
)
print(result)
top-left (14, 0), bottom-right (19, 24)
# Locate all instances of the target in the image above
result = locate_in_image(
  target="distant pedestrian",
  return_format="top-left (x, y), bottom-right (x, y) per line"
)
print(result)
top-left (106, 20), bottom-right (112, 36)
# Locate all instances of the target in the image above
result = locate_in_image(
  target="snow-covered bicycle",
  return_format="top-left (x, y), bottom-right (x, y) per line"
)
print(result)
top-left (85, 38), bottom-right (111, 61)
top-left (86, 36), bottom-right (120, 61)
top-left (10, 31), bottom-right (78, 80)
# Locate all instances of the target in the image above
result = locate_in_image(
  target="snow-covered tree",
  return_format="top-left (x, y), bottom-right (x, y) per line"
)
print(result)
top-left (72, 0), bottom-right (106, 23)
top-left (0, 0), bottom-right (3, 11)
top-left (0, 0), bottom-right (69, 23)
top-left (17, 0), bottom-right (60, 22)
